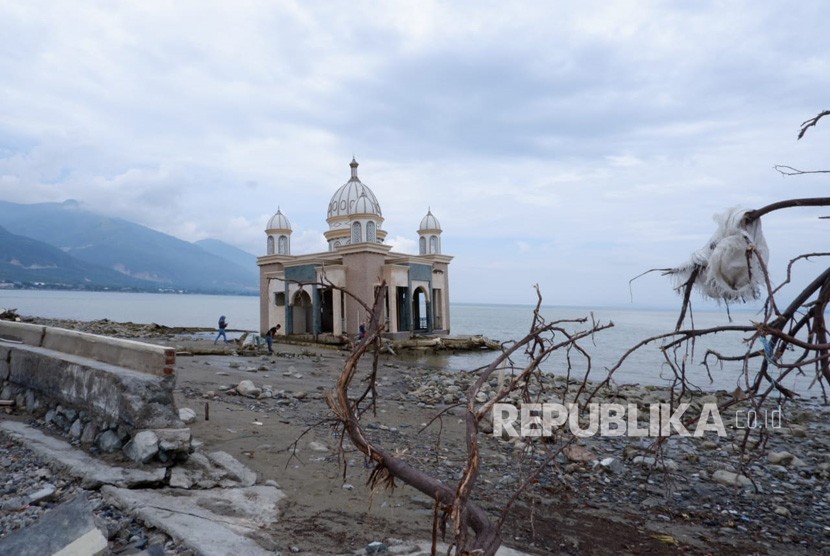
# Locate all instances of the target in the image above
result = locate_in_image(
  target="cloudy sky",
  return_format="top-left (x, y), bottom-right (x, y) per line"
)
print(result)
top-left (1, 1), bottom-right (828, 307)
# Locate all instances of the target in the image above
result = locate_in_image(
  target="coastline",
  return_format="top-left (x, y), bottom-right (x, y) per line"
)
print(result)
top-left (1, 315), bottom-right (829, 554)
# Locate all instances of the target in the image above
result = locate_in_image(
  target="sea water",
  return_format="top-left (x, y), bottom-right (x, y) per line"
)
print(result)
top-left (0, 289), bottom-right (818, 395)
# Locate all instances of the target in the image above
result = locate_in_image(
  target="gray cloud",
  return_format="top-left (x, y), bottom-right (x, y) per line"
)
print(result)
top-left (1, 1), bottom-right (828, 306)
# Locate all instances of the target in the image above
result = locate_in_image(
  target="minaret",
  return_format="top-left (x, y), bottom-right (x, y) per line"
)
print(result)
top-left (418, 208), bottom-right (442, 255)
top-left (265, 208), bottom-right (292, 255)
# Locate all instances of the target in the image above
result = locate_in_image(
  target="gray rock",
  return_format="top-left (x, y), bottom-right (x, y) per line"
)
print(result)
top-left (712, 469), bottom-right (753, 488)
top-left (97, 430), bottom-right (123, 453)
top-left (63, 408), bottom-right (78, 423)
top-left (774, 506), bottom-right (791, 517)
top-left (366, 541), bottom-right (388, 554)
top-left (124, 430), bottom-right (160, 464)
top-left (768, 451), bottom-right (794, 465)
top-left (308, 441), bottom-right (329, 453)
top-left (236, 380), bottom-right (261, 398)
top-left (631, 455), bottom-right (678, 471)
top-left (155, 428), bottom-right (191, 453)
top-left (27, 483), bottom-right (57, 504)
top-left (69, 418), bottom-right (84, 440)
top-left (80, 422), bottom-right (99, 445)
top-left (24, 389), bottom-right (38, 412)
top-left (178, 407), bottom-right (197, 424)
top-left (598, 457), bottom-right (625, 474)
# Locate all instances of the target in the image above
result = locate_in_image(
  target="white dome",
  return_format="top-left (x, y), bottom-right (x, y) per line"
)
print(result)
top-left (327, 158), bottom-right (382, 220)
top-left (349, 192), bottom-right (377, 215)
top-left (266, 208), bottom-right (291, 231)
top-left (419, 209), bottom-right (441, 232)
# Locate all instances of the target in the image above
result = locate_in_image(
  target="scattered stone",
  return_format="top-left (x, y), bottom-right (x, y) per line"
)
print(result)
top-left (179, 407), bottom-right (197, 424)
top-left (774, 506), bottom-right (791, 517)
top-left (308, 441), bottom-right (329, 453)
top-left (27, 483), bottom-right (57, 504)
top-left (366, 540), bottom-right (388, 554)
top-left (563, 445), bottom-right (596, 463)
top-left (712, 470), bottom-right (753, 488)
top-left (236, 380), bottom-right (261, 398)
top-left (768, 451), bottom-right (794, 465)
top-left (597, 457), bottom-right (625, 474)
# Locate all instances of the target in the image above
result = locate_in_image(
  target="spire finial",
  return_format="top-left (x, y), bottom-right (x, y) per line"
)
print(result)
top-left (349, 157), bottom-right (359, 179)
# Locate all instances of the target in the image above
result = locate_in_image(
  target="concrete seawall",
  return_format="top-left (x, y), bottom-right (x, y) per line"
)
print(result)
top-left (0, 320), bottom-right (188, 463)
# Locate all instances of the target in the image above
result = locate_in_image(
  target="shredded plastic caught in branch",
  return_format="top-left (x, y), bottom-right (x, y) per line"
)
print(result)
top-left (669, 207), bottom-right (769, 302)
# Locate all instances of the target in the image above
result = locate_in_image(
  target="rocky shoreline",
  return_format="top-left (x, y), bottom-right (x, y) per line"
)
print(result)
top-left (1, 314), bottom-right (829, 554)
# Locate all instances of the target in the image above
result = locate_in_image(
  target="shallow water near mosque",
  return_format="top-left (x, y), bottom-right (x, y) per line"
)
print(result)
top-left (0, 289), bottom-right (818, 395)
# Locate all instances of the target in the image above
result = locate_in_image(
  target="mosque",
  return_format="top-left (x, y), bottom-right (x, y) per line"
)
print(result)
top-left (257, 158), bottom-right (452, 340)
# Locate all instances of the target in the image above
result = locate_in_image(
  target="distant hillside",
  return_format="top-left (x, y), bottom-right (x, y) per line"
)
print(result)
top-left (0, 225), bottom-right (152, 289)
top-left (195, 239), bottom-right (258, 277)
top-left (0, 201), bottom-right (258, 294)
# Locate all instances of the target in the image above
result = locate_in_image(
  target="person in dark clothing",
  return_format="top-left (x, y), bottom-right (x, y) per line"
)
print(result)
top-left (214, 315), bottom-right (229, 344)
top-left (264, 324), bottom-right (281, 353)
top-left (358, 321), bottom-right (366, 341)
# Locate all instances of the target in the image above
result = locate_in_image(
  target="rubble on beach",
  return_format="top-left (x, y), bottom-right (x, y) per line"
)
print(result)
top-left (1, 313), bottom-right (829, 554)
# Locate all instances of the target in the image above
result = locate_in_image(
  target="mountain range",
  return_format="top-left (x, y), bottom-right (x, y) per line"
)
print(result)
top-left (0, 200), bottom-right (259, 294)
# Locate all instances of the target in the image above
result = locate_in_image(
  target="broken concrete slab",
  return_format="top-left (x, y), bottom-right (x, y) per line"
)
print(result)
top-left (0, 421), bottom-right (166, 489)
top-left (0, 492), bottom-right (108, 556)
top-left (102, 485), bottom-right (285, 556)
top-left (208, 450), bottom-right (257, 487)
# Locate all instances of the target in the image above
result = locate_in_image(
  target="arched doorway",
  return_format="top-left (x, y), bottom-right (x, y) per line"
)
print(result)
top-left (291, 290), bottom-right (313, 334)
top-left (412, 287), bottom-right (429, 332)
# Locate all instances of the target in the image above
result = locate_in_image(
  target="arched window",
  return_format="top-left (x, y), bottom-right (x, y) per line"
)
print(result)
top-left (419, 236), bottom-right (426, 255)
top-left (267, 236), bottom-right (275, 255)
top-left (278, 235), bottom-right (287, 255)
top-left (367, 221), bottom-right (376, 242)
top-left (351, 221), bottom-right (362, 243)
top-left (429, 236), bottom-right (438, 254)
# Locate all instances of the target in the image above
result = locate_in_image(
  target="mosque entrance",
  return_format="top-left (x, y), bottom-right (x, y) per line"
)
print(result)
top-left (413, 287), bottom-right (429, 332)
top-left (291, 290), bottom-right (313, 334)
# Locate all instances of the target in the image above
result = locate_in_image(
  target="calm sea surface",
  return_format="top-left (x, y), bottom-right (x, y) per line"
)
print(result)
top-left (0, 290), bottom-right (817, 395)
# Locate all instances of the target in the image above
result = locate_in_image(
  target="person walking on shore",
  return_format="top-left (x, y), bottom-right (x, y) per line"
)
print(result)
top-left (214, 315), bottom-right (229, 344)
top-left (264, 324), bottom-right (280, 354)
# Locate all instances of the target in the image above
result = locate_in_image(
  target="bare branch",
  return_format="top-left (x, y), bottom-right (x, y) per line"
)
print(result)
top-left (773, 165), bottom-right (830, 176)
top-left (743, 197), bottom-right (830, 224)
top-left (797, 109), bottom-right (830, 139)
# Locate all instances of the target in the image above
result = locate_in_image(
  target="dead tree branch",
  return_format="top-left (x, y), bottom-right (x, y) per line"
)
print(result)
top-left (797, 109), bottom-right (830, 139)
